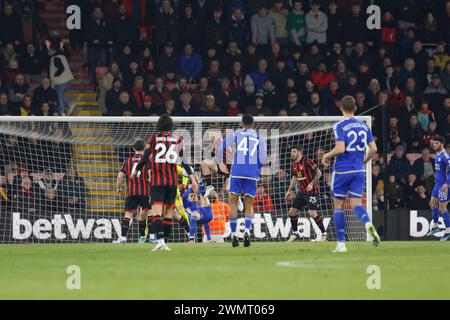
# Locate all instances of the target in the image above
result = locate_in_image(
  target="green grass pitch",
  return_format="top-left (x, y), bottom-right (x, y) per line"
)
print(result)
top-left (0, 241), bottom-right (449, 300)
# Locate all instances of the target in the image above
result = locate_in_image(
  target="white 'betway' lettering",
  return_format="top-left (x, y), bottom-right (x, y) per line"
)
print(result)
top-left (223, 213), bottom-right (331, 239)
top-left (410, 210), bottom-right (445, 238)
top-left (12, 213), bottom-right (121, 240)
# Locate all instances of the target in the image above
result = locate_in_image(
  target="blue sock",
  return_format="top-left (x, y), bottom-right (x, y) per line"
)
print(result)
top-left (204, 223), bottom-right (211, 241)
top-left (245, 217), bottom-right (252, 231)
top-left (354, 205), bottom-right (370, 225)
top-left (189, 217), bottom-right (198, 239)
top-left (230, 218), bottom-right (237, 235)
top-left (432, 207), bottom-right (440, 224)
top-left (441, 210), bottom-right (450, 228)
top-left (334, 209), bottom-right (346, 243)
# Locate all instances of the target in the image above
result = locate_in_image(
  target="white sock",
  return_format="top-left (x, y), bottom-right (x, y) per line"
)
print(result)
top-left (245, 228), bottom-right (250, 235)
top-left (158, 238), bottom-right (165, 245)
top-left (231, 232), bottom-right (236, 237)
top-left (365, 222), bottom-right (372, 229)
top-left (446, 227), bottom-right (450, 233)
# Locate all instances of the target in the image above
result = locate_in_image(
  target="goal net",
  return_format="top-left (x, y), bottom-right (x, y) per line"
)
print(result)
top-left (0, 116), bottom-right (372, 243)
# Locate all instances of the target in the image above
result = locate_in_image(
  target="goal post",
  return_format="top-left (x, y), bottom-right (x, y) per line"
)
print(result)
top-left (0, 116), bottom-right (372, 243)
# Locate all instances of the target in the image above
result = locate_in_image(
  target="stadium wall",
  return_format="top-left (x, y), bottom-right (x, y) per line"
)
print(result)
top-left (0, 209), bottom-right (443, 243)
top-left (373, 210), bottom-right (445, 241)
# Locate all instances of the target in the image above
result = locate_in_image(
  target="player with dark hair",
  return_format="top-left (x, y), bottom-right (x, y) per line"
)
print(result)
top-left (322, 95), bottom-right (380, 253)
top-left (216, 113), bottom-right (267, 247)
top-left (182, 184), bottom-right (215, 243)
top-left (285, 145), bottom-right (326, 242)
top-left (427, 135), bottom-right (450, 240)
top-left (114, 140), bottom-right (150, 244)
top-left (131, 114), bottom-right (198, 251)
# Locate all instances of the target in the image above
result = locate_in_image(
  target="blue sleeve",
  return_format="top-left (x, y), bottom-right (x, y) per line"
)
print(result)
top-left (193, 54), bottom-right (202, 78)
top-left (179, 55), bottom-right (188, 76)
top-left (366, 126), bottom-right (374, 143)
top-left (333, 123), bottom-right (345, 142)
top-left (182, 188), bottom-right (193, 208)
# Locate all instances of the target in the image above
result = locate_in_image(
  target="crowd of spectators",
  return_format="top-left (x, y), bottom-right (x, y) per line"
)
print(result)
top-left (0, 0), bottom-right (450, 212)
top-left (0, 127), bottom-right (88, 216)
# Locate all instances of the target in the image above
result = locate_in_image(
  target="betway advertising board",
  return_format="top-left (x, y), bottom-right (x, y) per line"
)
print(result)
top-left (1, 212), bottom-right (331, 243)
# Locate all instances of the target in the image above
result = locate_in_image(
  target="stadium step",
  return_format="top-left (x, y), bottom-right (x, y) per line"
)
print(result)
top-left (71, 127), bottom-right (109, 134)
top-left (66, 93), bottom-right (97, 101)
top-left (88, 208), bottom-right (123, 214)
top-left (71, 149), bottom-right (116, 156)
top-left (89, 189), bottom-right (119, 196)
top-left (70, 101), bottom-right (99, 106)
top-left (88, 199), bottom-right (123, 206)
top-left (84, 179), bottom-right (115, 186)
top-left (77, 162), bottom-right (118, 169)
top-left (75, 159), bottom-right (118, 166)
top-left (73, 145), bottom-right (114, 151)
top-left (74, 109), bottom-right (103, 116)
top-left (42, 0), bottom-right (124, 215)
top-left (88, 206), bottom-right (123, 212)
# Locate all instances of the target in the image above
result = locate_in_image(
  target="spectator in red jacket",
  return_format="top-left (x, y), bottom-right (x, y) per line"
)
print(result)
top-left (253, 183), bottom-right (274, 213)
top-left (311, 61), bottom-right (335, 90)
top-left (149, 77), bottom-right (171, 111)
top-left (388, 85), bottom-right (405, 112)
top-left (131, 76), bottom-right (148, 114)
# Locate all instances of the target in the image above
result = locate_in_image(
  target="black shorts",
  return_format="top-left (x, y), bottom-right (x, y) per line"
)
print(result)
top-left (292, 193), bottom-right (319, 211)
top-left (125, 195), bottom-right (150, 213)
top-left (151, 185), bottom-right (177, 207)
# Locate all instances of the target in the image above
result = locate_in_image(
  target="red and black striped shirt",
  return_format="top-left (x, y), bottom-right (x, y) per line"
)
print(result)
top-left (147, 132), bottom-right (180, 186)
top-left (121, 154), bottom-right (150, 196)
top-left (291, 156), bottom-right (319, 194)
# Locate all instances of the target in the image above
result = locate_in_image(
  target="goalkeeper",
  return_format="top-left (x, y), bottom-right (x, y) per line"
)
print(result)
top-left (173, 165), bottom-right (195, 238)
top-left (182, 184), bottom-right (215, 243)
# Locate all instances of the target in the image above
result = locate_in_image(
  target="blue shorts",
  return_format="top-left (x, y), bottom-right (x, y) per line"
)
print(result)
top-left (198, 207), bottom-right (213, 224)
top-left (332, 171), bottom-right (365, 199)
top-left (432, 184), bottom-right (450, 202)
top-left (229, 177), bottom-right (257, 197)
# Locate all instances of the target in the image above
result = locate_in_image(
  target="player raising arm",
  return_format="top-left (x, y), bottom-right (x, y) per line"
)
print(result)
top-left (114, 140), bottom-right (150, 244)
top-left (322, 96), bottom-right (380, 253)
top-left (182, 184), bottom-right (216, 243)
top-left (427, 136), bottom-right (450, 241)
top-left (216, 114), bottom-right (267, 248)
top-left (285, 146), bottom-right (327, 242)
top-left (173, 164), bottom-right (197, 239)
top-left (131, 115), bottom-right (198, 252)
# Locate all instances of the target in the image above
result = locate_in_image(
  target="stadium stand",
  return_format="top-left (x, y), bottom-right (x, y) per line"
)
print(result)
top-left (0, 0), bottom-right (450, 215)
